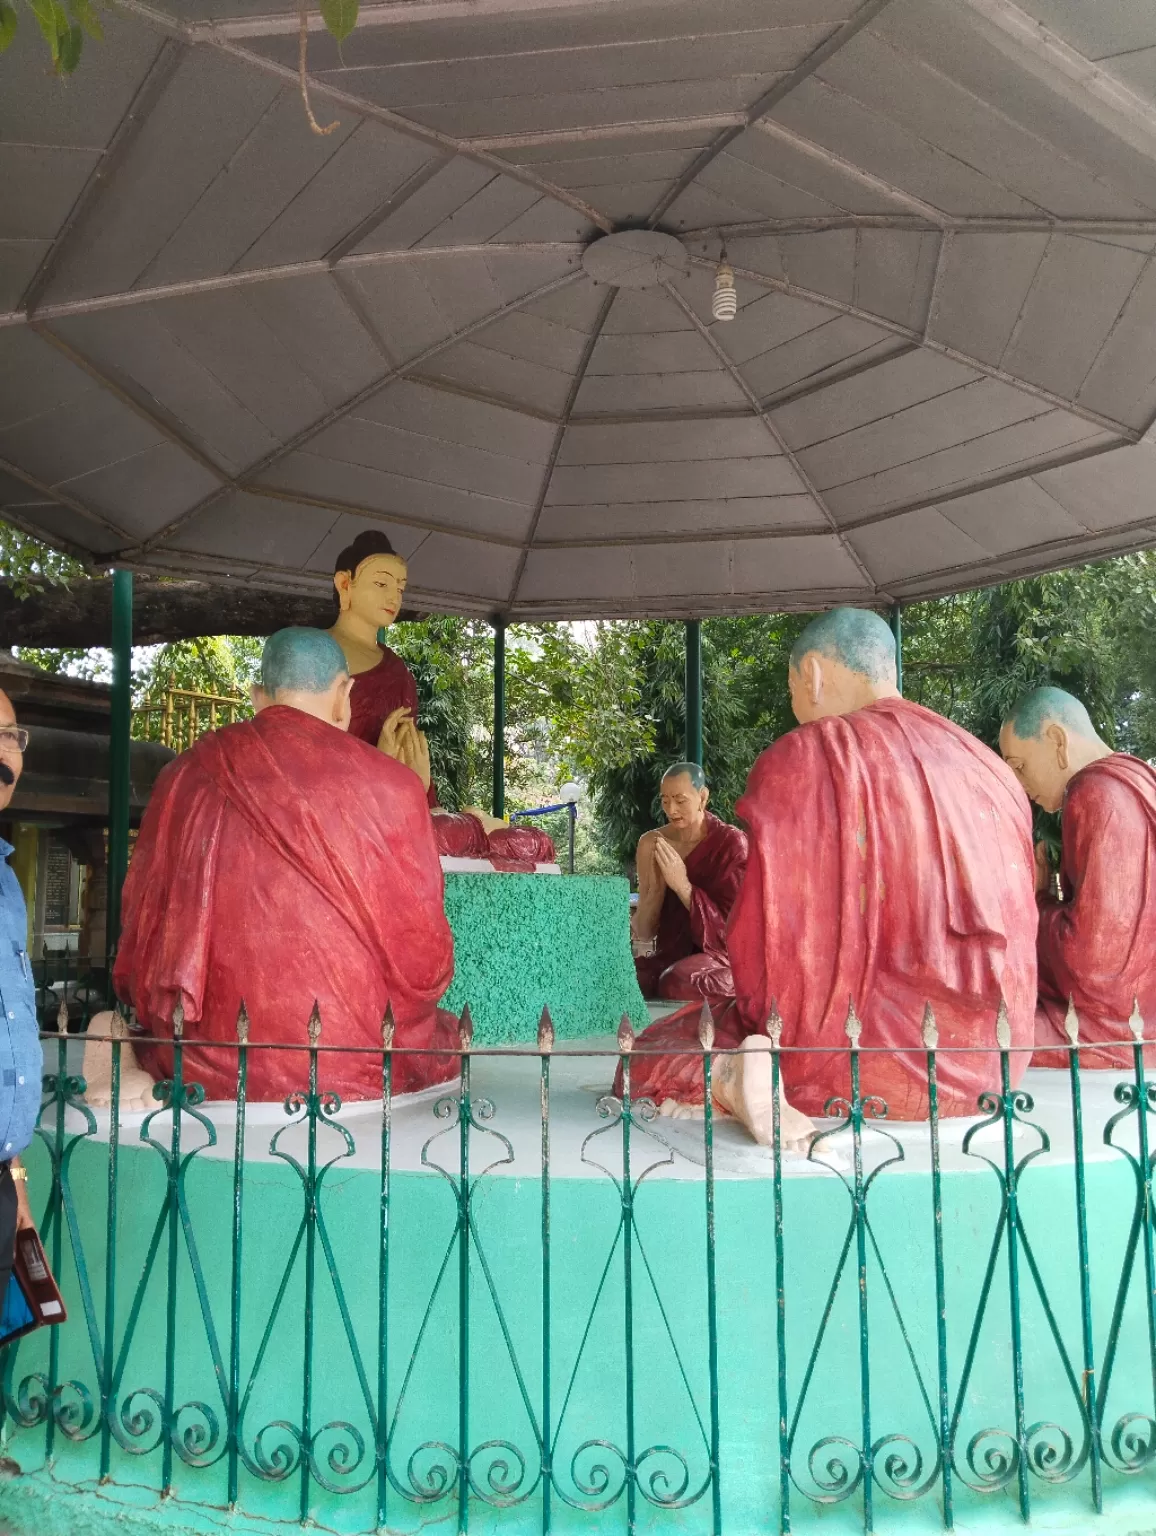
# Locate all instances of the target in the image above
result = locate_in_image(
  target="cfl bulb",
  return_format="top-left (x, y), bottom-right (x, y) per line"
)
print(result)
top-left (712, 261), bottom-right (737, 322)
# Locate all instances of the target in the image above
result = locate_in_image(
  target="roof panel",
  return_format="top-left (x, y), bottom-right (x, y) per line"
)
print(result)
top-left (2, 0), bottom-right (1155, 616)
top-left (41, 50), bottom-right (282, 306)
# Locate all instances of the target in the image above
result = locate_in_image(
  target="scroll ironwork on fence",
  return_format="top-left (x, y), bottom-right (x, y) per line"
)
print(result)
top-left (2, 979), bottom-right (1156, 1535)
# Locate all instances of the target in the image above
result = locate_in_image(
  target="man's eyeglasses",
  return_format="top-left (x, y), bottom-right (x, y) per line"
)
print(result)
top-left (0, 728), bottom-right (29, 753)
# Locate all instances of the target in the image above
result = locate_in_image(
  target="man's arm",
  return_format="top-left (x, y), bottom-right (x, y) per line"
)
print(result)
top-left (9, 1158), bottom-right (32, 1231)
top-left (633, 831), bottom-right (667, 940)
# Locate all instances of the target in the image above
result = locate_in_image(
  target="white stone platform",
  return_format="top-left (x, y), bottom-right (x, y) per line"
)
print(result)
top-left (45, 1033), bottom-right (1150, 1185)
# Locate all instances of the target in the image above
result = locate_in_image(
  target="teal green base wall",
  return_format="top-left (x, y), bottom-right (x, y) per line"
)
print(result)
top-left (441, 873), bottom-right (647, 1042)
top-left (2, 1125), bottom-right (1155, 1536)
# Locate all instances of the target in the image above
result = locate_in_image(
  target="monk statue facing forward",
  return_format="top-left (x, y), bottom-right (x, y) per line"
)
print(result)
top-left (327, 529), bottom-right (554, 871)
top-left (633, 763), bottom-right (746, 1003)
top-left (1000, 686), bottom-right (1156, 1069)
top-left (622, 608), bottom-right (1038, 1142)
top-left (84, 628), bottom-right (461, 1110)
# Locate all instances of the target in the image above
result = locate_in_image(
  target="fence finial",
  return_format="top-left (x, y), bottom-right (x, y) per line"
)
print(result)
top-left (537, 1006), bottom-right (554, 1054)
top-left (1128, 997), bottom-right (1145, 1044)
top-left (995, 997), bottom-right (1011, 1051)
top-left (844, 997), bottom-right (862, 1049)
top-left (307, 1001), bottom-right (322, 1048)
top-left (235, 999), bottom-right (250, 1045)
top-left (921, 1002), bottom-right (938, 1051)
top-left (111, 1004), bottom-right (128, 1041)
top-left (173, 999), bottom-right (185, 1040)
top-left (56, 992), bottom-right (68, 1036)
top-left (698, 1001), bottom-right (715, 1052)
top-left (617, 1014), bottom-right (635, 1054)
top-left (458, 1004), bottom-right (474, 1051)
top-left (381, 1002), bottom-right (395, 1050)
top-left (767, 1000), bottom-right (783, 1049)
top-left (1063, 997), bottom-right (1080, 1048)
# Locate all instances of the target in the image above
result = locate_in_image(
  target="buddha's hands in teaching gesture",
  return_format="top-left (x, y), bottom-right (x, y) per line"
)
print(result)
top-left (377, 707), bottom-right (433, 791)
top-left (653, 837), bottom-right (692, 908)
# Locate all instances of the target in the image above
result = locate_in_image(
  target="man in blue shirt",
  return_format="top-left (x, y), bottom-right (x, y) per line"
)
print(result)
top-left (0, 689), bottom-right (41, 1297)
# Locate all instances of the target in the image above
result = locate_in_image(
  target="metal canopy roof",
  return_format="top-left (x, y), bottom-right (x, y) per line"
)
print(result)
top-left (4, 0), bottom-right (1156, 619)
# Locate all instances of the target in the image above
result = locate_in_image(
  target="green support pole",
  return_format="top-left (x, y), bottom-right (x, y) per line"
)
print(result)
top-left (106, 568), bottom-right (133, 955)
top-left (492, 616), bottom-right (506, 820)
top-left (890, 601), bottom-right (903, 696)
top-left (685, 619), bottom-right (703, 768)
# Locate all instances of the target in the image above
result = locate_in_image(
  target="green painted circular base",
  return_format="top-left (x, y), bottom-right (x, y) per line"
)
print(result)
top-left (440, 873), bottom-right (647, 1043)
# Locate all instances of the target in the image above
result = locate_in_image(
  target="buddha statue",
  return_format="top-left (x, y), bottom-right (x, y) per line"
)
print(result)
top-left (327, 531), bottom-right (554, 870)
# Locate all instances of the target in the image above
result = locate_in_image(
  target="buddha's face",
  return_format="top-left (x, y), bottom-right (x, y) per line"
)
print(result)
top-left (335, 553), bottom-right (408, 630)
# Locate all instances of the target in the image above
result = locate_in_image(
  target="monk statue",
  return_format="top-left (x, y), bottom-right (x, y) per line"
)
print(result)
top-left (1000, 686), bottom-right (1156, 1068)
top-left (620, 607), bottom-right (1038, 1140)
top-left (632, 763), bottom-right (747, 1002)
top-left (83, 628), bottom-right (460, 1110)
top-left (328, 530), bottom-right (554, 871)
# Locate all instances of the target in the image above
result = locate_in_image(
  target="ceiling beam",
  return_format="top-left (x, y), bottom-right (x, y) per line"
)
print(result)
top-left (0, 243), bottom-right (586, 330)
top-left (464, 116), bottom-right (745, 152)
top-left (190, 0), bottom-right (650, 41)
top-left (119, 266), bottom-right (585, 557)
top-left (661, 279), bottom-right (883, 597)
top-left (508, 285), bottom-right (617, 608)
top-left (678, 215), bottom-right (1156, 239)
top-left (646, 0), bottom-right (897, 227)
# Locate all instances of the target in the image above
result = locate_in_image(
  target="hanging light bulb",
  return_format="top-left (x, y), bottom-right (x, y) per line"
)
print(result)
top-left (712, 248), bottom-right (737, 322)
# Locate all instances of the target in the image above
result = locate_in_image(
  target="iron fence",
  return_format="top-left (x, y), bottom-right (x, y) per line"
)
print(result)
top-left (1, 997), bottom-right (1155, 1535)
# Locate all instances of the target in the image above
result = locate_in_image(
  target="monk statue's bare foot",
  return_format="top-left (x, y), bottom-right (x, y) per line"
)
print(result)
top-left (83, 1014), bottom-right (157, 1112)
top-left (715, 1036), bottom-right (816, 1154)
top-left (657, 1099), bottom-right (706, 1120)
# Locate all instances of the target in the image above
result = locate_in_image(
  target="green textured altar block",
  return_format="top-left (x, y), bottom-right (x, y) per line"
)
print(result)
top-left (440, 873), bottom-right (647, 1043)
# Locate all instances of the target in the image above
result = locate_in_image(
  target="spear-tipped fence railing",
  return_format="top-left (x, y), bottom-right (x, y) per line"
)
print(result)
top-left (3, 990), bottom-right (1156, 1535)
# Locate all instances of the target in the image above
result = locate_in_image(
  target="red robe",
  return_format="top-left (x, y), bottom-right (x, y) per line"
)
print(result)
top-left (635, 815), bottom-right (747, 1001)
top-left (348, 645), bottom-right (555, 872)
top-left (624, 699), bottom-right (1038, 1120)
top-left (1034, 754), bottom-right (1156, 1070)
top-left (114, 706), bottom-right (459, 1103)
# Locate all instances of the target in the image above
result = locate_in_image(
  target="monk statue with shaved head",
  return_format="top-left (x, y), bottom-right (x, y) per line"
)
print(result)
top-left (1000, 686), bottom-right (1156, 1068)
top-left (84, 627), bottom-right (460, 1109)
top-left (622, 607), bottom-right (1038, 1141)
top-left (632, 763), bottom-right (747, 1003)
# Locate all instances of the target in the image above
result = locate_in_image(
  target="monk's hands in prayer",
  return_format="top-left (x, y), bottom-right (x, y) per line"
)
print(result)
top-left (1034, 840), bottom-right (1051, 894)
top-left (653, 836), bottom-right (693, 908)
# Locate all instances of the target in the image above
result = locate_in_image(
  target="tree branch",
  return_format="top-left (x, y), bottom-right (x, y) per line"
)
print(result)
top-left (0, 577), bottom-right (425, 649)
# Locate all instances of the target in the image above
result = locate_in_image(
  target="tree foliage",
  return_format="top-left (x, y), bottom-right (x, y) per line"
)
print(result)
top-left (3, 519), bottom-right (1155, 880)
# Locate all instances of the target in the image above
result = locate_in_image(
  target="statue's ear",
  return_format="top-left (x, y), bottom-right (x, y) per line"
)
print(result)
top-left (334, 570), bottom-right (351, 610)
top-left (805, 652), bottom-right (824, 703)
top-left (1045, 720), bottom-right (1068, 768)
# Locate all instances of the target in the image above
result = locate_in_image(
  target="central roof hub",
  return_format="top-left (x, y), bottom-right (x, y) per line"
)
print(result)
top-left (581, 229), bottom-right (690, 289)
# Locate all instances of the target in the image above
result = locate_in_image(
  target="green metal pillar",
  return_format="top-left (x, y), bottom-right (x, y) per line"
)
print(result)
top-left (889, 601), bottom-right (903, 696)
top-left (685, 619), bottom-right (703, 767)
top-left (492, 616), bottom-right (506, 819)
top-left (107, 568), bottom-right (133, 954)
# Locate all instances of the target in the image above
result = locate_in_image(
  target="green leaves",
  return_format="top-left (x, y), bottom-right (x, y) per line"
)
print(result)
top-left (2, 0), bottom-right (100, 71)
top-left (318, 0), bottom-right (357, 43)
top-left (0, 0), bottom-right (18, 53)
